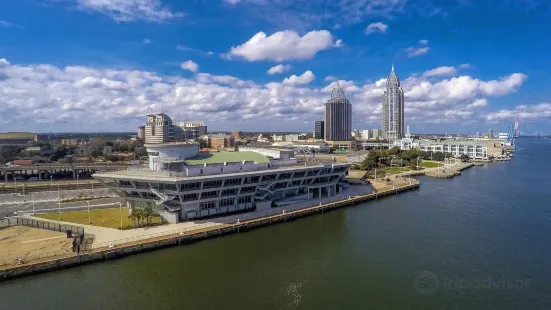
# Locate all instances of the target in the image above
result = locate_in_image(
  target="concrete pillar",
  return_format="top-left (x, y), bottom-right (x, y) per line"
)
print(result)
top-left (4, 171), bottom-right (7, 182)
top-left (72, 169), bottom-right (76, 179)
top-left (38, 170), bottom-right (41, 180)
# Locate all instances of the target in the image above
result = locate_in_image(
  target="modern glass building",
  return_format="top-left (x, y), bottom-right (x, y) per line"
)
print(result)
top-left (324, 83), bottom-right (352, 142)
top-left (382, 65), bottom-right (405, 143)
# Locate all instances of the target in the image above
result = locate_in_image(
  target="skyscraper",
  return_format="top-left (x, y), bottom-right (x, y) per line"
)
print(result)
top-left (324, 83), bottom-right (352, 141)
top-left (314, 120), bottom-right (324, 139)
top-left (382, 65), bottom-right (405, 142)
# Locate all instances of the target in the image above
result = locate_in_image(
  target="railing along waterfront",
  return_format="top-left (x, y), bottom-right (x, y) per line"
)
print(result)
top-left (0, 182), bottom-right (418, 268)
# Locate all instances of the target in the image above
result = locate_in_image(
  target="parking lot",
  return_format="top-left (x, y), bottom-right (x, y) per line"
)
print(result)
top-left (0, 189), bottom-right (119, 218)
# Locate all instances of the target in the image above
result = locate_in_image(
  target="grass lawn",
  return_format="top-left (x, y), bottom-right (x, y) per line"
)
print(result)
top-left (35, 208), bottom-right (161, 229)
top-left (421, 161), bottom-right (443, 168)
top-left (384, 167), bottom-right (411, 174)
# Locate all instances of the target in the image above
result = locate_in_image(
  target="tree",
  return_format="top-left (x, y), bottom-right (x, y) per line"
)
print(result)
top-left (388, 146), bottom-right (401, 156)
top-left (360, 150), bottom-right (381, 170)
top-left (128, 212), bottom-right (137, 227)
top-left (133, 208), bottom-right (144, 227)
top-left (142, 205), bottom-right (155, 226)
top-left (459, 154), bottom-right (470, 162)
top-left (134, 147), bottom-right (147, 158)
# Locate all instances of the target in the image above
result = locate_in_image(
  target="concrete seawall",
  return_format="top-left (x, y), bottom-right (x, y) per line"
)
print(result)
top-left (0, 181), bottom-right (419, 281)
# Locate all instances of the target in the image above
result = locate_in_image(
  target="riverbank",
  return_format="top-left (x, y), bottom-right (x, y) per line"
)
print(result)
top-left (0, 179), bottom-right (419, 281)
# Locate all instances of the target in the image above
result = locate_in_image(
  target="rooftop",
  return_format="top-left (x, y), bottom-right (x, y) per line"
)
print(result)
top-left (184, 151), bottom-right (270, 165)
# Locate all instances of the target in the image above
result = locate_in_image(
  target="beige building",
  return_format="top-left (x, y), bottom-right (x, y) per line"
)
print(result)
top-left (209, 135), bottom-right (235, 148)
top-left (60, 138), bottom-right (79, 146)
top-left (145, 113), bottom-right (174, 144)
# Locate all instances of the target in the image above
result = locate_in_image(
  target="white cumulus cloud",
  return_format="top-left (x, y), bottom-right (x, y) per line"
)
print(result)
top-left (180, 60), bottom-right (199, 73)
top-left (0, 58), bottom-right (533, 132)
top-left (226, 30), bottom-right (341, 61)
top-left (422, 66), bottom-right (457, 78)
top-left (282, 71), bottom-right (316, 86)
top-left (75, 0), bottom-right (183, 23)
top-left (267, 64), bottom-right (291, 75)
top-left (364, 22), bottom-right (388, 35)
top-left (406, 46), bottom-right (430, 57)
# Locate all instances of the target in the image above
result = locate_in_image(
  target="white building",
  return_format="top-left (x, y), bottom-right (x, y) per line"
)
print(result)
top-left (272, 134), bottom-right (285, 142)
top-left (238, 146), bottom-right (294, 159)
top-left (178, 121), bottom-right (207, 141)
top-left (93, 143), bottom-right (350, 223)
top-left (498, 132), bottom-right (508, 140)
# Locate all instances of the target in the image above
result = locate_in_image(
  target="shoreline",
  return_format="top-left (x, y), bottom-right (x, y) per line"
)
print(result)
top-left (0, 179), bottom-right (421, 281)
top-left (0, 162), bottom-right (483, 282)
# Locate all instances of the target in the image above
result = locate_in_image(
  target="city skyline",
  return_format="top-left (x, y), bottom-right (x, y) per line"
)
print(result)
top-left (0, 1), bottom-right (549, 134)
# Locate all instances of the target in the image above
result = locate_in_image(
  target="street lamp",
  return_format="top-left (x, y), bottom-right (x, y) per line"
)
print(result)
top-left (119, 202), bottom-right (123, 229)
top-left (90, 181), bottom-right (94, 197)
top-left (87, 200), bottom-right (91, 224)
top-left (32, 193), bottom-right (35, 215)
top-left (50, 175), bottom-right (53, 188)
top-left (58, 201), bottom-right (61, 220)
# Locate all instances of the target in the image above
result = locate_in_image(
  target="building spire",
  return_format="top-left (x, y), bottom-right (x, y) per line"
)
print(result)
top-left (391, 63), bottom-right (394, 72)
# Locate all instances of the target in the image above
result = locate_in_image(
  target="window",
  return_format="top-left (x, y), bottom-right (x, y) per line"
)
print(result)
top-left (221, 188), bottom-right (238, 196)
top-left (220, 198), bottom-right (235, 207)
top-left (238, 196), bottom-right (252, 204)
top-left (240, 186), bottom-right (256, 193)
top-left (262, 174), bottom-right (277, 181)
top-left (182, 182), bottom-right (201, 191)
top-left (278, 173), bottom-right (292, 179)
top-left (224, 178), bottom-right (242, 186)
top-left (273, 182), bottom-right (287, 189)
top-left (290, 180), bottom-right (302, 187)
top-left (201, 191), bottom-right (218, 199)
top-left (203, 180), bottom-right (223, 189)
top-left (182, 193), bottom-right (198, 201)
top-left (243, 176), bottom-right (260, 184)
top-left (200, 201), bottom-right (216, 210)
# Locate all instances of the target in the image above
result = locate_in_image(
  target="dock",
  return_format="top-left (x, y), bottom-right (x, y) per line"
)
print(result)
top-left (0, 180), bottom-right (419, 281)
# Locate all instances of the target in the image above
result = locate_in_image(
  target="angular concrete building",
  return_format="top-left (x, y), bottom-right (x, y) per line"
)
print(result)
top-left (93, 143), bottom-right (350, 223)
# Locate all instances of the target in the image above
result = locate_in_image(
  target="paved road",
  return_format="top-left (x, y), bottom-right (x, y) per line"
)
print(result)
top-left (0, 198), bottom-right (121, 218)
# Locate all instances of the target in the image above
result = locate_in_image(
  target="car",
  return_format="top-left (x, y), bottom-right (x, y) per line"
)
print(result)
top-left (28, 177), bottom-right (38, 181)
top-left (14, 176), bottom-right (26, 181)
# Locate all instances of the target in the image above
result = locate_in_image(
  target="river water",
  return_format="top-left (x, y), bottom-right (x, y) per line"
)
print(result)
top-left (1, 138), bottom-right (550, 309)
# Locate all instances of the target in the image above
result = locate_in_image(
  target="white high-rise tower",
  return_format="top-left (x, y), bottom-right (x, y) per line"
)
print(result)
top-left (382, 65), bottom-right (405, 142)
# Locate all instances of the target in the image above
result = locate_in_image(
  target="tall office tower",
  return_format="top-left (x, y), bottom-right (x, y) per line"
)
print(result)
top-left (314, 121), bottom-right (325, 139)
top-left (382, 65), bottom-right (405, 142)
top-left (145, 113), bottom-right (175, 144)
top-left (324, 83), bottom-right (352, 141)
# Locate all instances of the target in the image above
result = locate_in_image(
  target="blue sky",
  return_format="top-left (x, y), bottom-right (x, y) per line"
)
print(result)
top-left (0, 0), bottom-right (549, 134)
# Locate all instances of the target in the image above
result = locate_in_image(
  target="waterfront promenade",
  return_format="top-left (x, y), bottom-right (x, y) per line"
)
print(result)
top-left (0, 178), bottom-right (419, 277)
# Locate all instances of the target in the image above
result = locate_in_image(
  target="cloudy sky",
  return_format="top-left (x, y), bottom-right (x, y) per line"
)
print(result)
top-left (0, 0), bottom-right (550, 134)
